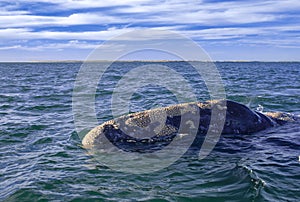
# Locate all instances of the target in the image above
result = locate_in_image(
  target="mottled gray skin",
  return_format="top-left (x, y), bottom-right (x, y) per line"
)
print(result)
top-left (82, 100), bottom-right (295, 149)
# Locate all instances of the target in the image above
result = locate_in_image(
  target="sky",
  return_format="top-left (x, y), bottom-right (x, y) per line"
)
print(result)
top-left (0, 0), bottom-right (299, 61)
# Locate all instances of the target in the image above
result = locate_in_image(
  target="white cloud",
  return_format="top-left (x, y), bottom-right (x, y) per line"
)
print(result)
top-left (113, 0), bottom-right (299, 24)
top-left (0, 41), bottom-right (97, 51)
top-left (0, 13), bottom-right (124, 28)
top-left (1, 0), bottom-right (299, 28)
top-left (0, 27), bottom-right (134, 40)
top-left (0, 0), bottom-right (299, 61)
top-left (12, 0), bottom-right (298, 14)
top-left (8, 0), bottom-right (153, 10)
top-left (23, 40), bottom-right (101, 51)
top-left (1, 25), bottom-right (299, 48)
top-left (0, 45), bottom-right (22, 50)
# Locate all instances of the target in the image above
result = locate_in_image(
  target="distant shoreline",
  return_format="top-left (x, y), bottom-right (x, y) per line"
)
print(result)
top-left (0, 60), bottom-right (299, 63)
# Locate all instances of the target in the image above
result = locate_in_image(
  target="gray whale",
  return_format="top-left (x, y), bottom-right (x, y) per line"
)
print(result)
top-left (82, 100), bottom-right (295, 149)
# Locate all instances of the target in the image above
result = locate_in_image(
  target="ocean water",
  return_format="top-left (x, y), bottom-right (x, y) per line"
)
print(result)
top-left (0, 62), bottom-right (299, 201)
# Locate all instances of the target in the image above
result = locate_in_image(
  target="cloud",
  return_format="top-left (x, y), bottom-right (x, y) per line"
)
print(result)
top-left (0, 45), bottom-right (22, 50)
top-left (22, 40), bottom-right (101, 51)
top-left (0, 0), bottom-right (299, 61)
top-left (0, 27), bottom-right (135, 41)
top-left (1, 0), bottom-right (299, 28)
top-left (3, 0), bottom-right (154, 11)
top-left (1, 25), bottom-right (299, 50)
top-left (0, 13), bottom-right (124, 28)
top-left (1, 25), bottom-right (299, 40)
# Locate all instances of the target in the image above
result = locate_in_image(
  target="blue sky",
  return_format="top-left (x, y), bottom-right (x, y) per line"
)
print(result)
top-left (0, 0), bottom-right (299, 61)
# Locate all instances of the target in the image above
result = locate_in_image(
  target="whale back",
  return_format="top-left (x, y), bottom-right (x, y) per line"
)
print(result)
top-left (222, 100), bottom-right (275, 134)
top-left (82, 100), bottom-right (287, 149)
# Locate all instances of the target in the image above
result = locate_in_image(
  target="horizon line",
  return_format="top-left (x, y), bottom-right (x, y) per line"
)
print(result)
top-left (1, 60), bottom-right (300, 63)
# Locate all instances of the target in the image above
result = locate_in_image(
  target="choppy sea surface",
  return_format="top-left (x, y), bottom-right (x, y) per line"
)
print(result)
top-left (0, 62), bottom-right (299, 201)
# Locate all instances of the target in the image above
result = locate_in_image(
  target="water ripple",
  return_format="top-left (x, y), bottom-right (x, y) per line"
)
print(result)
top-left (1, 62), bottom-right (299, 201)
